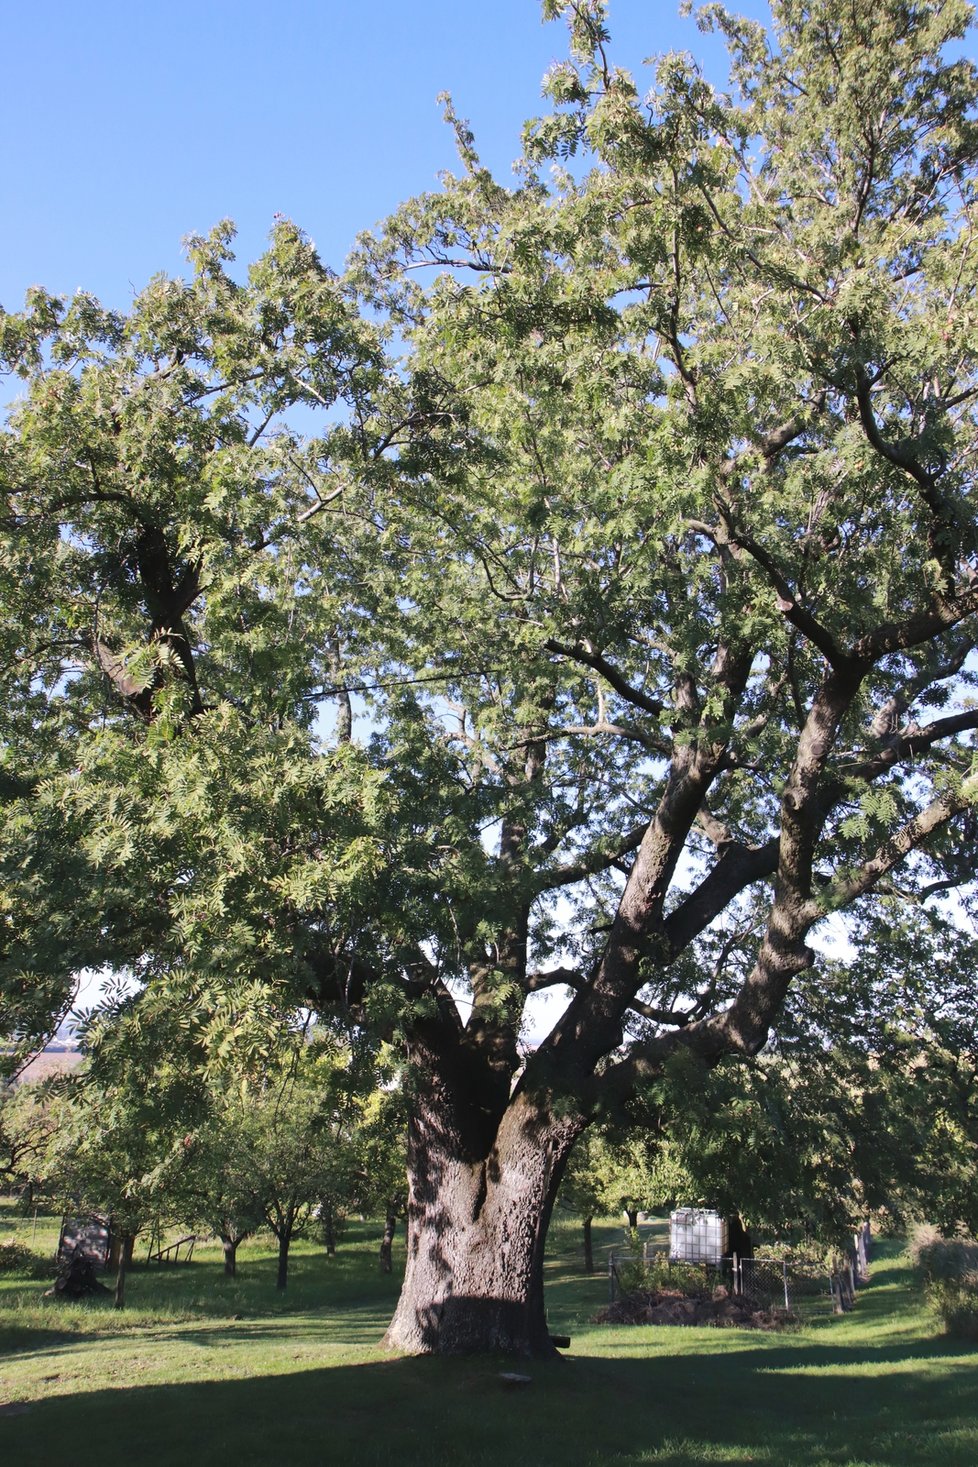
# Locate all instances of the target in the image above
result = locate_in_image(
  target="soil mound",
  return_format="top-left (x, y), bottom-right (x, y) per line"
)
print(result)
top-left (596, 1286), bottom-right (793, 1330)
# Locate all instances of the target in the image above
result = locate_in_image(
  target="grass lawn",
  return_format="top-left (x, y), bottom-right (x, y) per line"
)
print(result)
top-left (1, 1202), bottom-right (975, 1466)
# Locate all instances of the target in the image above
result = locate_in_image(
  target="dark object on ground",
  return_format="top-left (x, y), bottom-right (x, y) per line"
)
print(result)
top-left (550, 1333), bottom-right (572, 1348)
top-left (499, 1373), bottom-right (533, 1386)
top-left (58, 1216), bottom-right (110, 1270)
top-left (596, 1286), bottom-right (794, 1331)
top-left (726, 1214), bottom-right (753, 1260)
top-left (46, 1252), bottom-right (111, 1298)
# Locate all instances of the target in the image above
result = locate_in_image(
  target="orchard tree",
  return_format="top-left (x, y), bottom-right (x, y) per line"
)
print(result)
top-left (559, 1127), bottom-right (662, 1270)
top-left (3, 0), bottom-right (978, 1357)
top-left (238, 1038), bottom-right (357, 1291)
top-left (641, 901), bottom-right (978, 1243)
top-left (352, 1075), bottom-right (408, 1274)
top-left (43, 994), bottom-right (207, 1307)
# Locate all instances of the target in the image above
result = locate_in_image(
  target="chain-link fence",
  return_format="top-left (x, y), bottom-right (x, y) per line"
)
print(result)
top-left (607, 1223), bottom-right (871, 1317)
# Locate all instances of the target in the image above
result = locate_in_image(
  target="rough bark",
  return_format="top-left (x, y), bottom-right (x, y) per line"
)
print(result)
top-left (384, 1077), bottom-right (582, 1357)
top-left (221, 1236), bottom-right (239, 1277)
top-left (583, 1216), bottom-right (594, 1275)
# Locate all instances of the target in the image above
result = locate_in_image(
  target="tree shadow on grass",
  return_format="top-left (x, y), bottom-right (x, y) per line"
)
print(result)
top-left (0, 1297), bottom-right (398, 1366)
top-left (2, 1324), bottom-right (977, 1467)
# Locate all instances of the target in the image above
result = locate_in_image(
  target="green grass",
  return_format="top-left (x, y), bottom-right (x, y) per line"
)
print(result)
top-left (1, 1203), bottom-right (975, 1467)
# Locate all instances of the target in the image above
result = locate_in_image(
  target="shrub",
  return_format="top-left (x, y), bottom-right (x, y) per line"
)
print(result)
top-left (907, 1228), bottom-right (978, 1340)
top-left (928, 1279), bottom-right (978, 1340)
top-left (613, 1249), bottom-right (712, 1299)
top-left (0, 1239), bottom-right (49, 1278)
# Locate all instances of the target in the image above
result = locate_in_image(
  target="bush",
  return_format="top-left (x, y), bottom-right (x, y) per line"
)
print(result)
top-left (613, 1249), bottom-right (712, 1299)
top-left (907, 1228), bottom-right (978, 1340)
top-left (0, 1239), bottom-right (49, 1278)
top-left (928, 1279), bottom-right (978, 1340)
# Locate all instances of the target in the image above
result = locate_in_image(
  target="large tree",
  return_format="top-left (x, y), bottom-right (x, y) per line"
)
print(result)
top-left (3, 0), bottom-right (978, 1356)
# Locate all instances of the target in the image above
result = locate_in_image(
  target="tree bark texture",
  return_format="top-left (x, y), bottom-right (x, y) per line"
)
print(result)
top-left (582, 1216), bottom-right (594, 1275)
top-left (384, 1078), bottom-right (581, 1357)
top-left (222, 1236), bottom-right (239, 1277)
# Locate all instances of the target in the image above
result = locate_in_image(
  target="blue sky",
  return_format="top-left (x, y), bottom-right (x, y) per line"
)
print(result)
top-left (3, 1), bottom-right (769, 310)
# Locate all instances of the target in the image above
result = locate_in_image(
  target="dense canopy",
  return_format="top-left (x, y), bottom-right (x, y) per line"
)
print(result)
top-left (2, 0), bottom-right (978, 1354)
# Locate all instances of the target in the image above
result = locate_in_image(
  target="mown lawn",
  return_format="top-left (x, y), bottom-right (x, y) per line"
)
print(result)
top-left (1, 1204), bottom-right (974, 1467)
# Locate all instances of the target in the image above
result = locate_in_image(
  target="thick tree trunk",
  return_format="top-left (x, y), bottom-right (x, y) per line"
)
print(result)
top-left (583, 1216), bottom-right (594, 1275)
top-left (383, 1090), bottom-right (580, 1357)
top-left (222, 1236), bottom-right (239, 1277)
top-left (379, 1210), bottom-right (397, 1274)
top-left (625, 1208), bottom-right (639, 1230)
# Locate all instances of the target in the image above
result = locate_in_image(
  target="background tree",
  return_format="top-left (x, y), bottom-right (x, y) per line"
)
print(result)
top-left (239, 1038), bottom-right (359, 1292)
top-left (0, 1076), bottom-right (63, 1203)
top-left (177, 1093), bottom-right (263, 1278)
top-left (350, 1067), bottom-right (408, 1275)
top-left (559, 1126), bottom-right (662, 1271)
top-left (2, 0), bottom-right (978, 1357)
top-left (43, 1003), bottom-right (201, 1309)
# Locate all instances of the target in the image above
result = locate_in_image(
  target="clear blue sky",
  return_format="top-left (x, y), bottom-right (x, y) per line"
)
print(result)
top-left (3, 1), bottom-right (771, 310)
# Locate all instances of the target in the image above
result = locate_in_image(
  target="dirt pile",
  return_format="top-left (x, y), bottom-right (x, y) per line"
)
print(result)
top-left (596, 1286), bottom-right (793, 1330)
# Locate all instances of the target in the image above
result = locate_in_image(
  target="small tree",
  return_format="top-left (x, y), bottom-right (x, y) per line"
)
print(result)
top-left (352, 1075), bottom-right (408, 1275)
top-left (240, 1039), bottom-right (357, 1291)
top-left (177, 1097), bottom-right (262, 1277)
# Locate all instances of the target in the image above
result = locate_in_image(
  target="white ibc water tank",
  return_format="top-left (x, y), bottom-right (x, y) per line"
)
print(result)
top-left (669, 1207), bottom-right (728, 1264)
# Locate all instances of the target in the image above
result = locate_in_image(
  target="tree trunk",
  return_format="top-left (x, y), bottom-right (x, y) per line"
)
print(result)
top-left (625, 1208), bottom-right (639, 1230)
top-left (383, 1088), bottom-right (581, 1357)
top-left (114, 1235), bottom-right (131, 1310)
top-left (582, 1215), bottom-right (594, 1275)
top-left (379, 1210), bottom-right (397, 1274)
top-left (108, 1231), bottom-right (136, 1270)
top-left (222, 1236), bottom-right (239, 1277)
top-left (320, 1199), bottom-right (337, 1256)
top-left (276, 1229), bottom-right (292, 1291)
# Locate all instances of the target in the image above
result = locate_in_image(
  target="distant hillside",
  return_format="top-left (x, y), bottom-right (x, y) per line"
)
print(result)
top-left (12, 1047), bottom-right (83, 1087)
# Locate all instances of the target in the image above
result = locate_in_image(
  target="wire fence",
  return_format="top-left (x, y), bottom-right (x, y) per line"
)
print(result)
top-left (607, 1223), bottom-right (871, 1319)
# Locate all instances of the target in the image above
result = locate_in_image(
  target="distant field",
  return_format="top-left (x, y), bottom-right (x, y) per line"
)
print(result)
top-left (1, 1202), bottom-right (975, 1467)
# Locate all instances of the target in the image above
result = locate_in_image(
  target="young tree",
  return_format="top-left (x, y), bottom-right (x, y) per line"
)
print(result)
top-left (177, 1097), bottom-right (262, 1277)
top-left (3, 0), bottom-right (978, 1355)
top-left (239, 1041), bottom-right (353, 1291)
top-left (351, 1076), bottom-right (408, 1274)
top-left (41, 984), bottom-right (215, 1305)
top-left (559, 1127), bottom-right (662, 1270)
top-left (0, 1075), bottom-right (62, 1203)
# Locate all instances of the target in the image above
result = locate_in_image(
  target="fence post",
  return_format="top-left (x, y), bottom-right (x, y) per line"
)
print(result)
top-left (731, 1251), bottom-right (739, 1297)
top-left (783, 1260), bottom-right (790, 1312)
